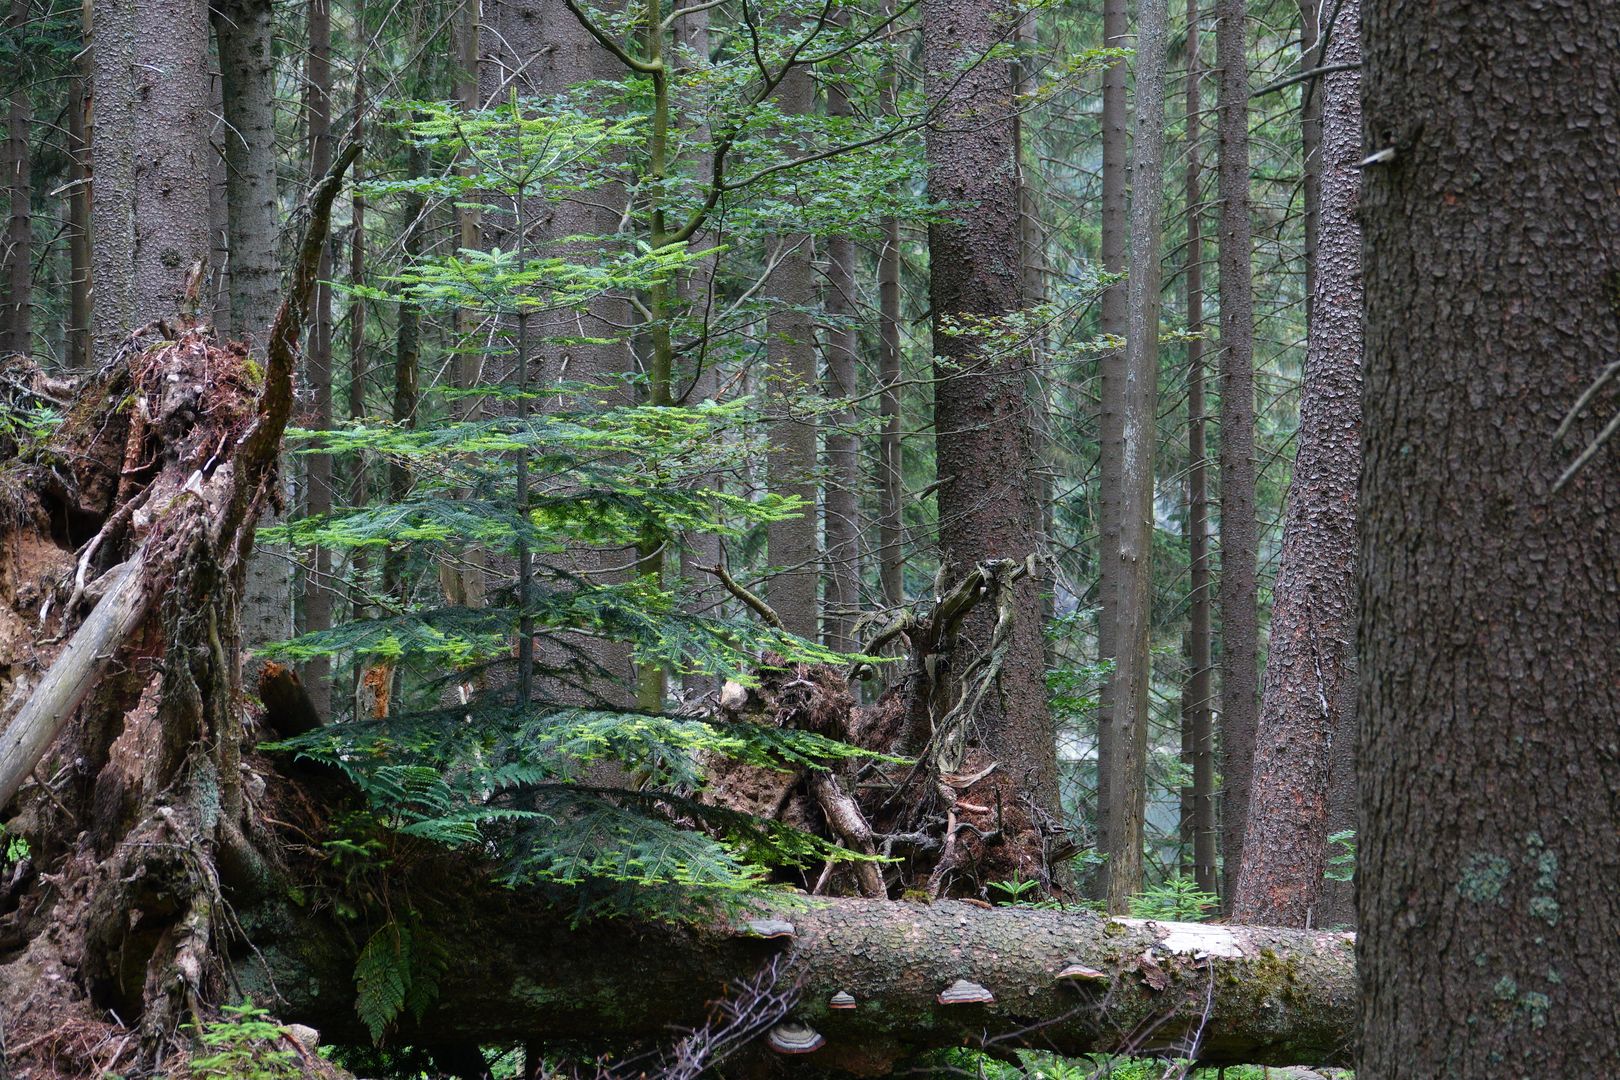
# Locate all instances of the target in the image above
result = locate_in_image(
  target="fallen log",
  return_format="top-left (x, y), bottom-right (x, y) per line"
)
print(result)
top-left (242, 889), bottom-right (1355, 1074)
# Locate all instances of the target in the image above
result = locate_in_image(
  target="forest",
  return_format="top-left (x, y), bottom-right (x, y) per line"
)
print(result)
top-left (0, 0), bottom-right (1614, 1076)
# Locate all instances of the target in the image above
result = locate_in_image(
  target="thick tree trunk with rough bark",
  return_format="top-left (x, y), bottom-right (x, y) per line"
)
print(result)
top-left (822, 70), bottom-right (861, 656)
top-left (132, 0), bottom-right (211, 321)
top-left (922, 0), bottom-right (1057, 884)
top-left (1357, 1), bottom-right (1620, 1074)
top-left (1231, 0), bottom-right (1361, 930)
top-left (1214, 0), bottom-right (1259, 908)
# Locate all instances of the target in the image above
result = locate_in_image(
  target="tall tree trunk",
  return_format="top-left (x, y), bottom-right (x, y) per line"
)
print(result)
top-left (763, 65), bottom-right (820, 642)
top-left (67, 12), bottom-right (93, 369)
top-left (88, 0), bottom-right (134, 360)
top-left (385, 142), bottom-right (426, 614)
top-left (1093, 0), bottom-right (1129, 900)
top-left (876, 12), bottom-right (904, 610)
top-left (346, 74), bottom-right (368, 629)
top-left (922, 0), bottom-right (1057, 880)
top-left (299, 0), bottom-right (335, 720)
top-left (134, 0), bottom-right (211, 321)
top-left (1359, 1), bottom-right (1620, 1072)
top-left (1214, 0), bottom-right (1259, 907)
top-left (1179, 0), bottom-right (1217, 898)
top-left (822, 68), bottom-right (861, 656)
top-left (214, 0), bottom-right (288, 655)
top-left (1103, 0), bottom-right (1168, 915)
top-left (2, 0), bottom-right (31, 359)
top-left (1230, 0), bottom-right (1361, 929)
top-left (211, 0), bottom-right (277, 352)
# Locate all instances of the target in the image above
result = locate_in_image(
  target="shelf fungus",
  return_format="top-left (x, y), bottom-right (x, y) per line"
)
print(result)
top-left (937, 978), bottom-right (995, 1005)
top-left (829, 990), bottom-right (857, 1009)
top-left (740, 918), bottom-right (797, 940)
top-left (1055, 962), bottom-right (1110, 985)
top-left (766, 1021), bottom-right (827, 1054)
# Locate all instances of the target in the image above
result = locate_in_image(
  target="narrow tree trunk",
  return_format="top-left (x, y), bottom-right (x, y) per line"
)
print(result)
top-left (1180, 0), bottom-right (1217, 899)
top-left (385, 142), bottom-right (426, 611)
top-left (211, 0), bottom-right (277, 351)
top-left (1358, 2), bottom-right (1620, 1073)
top-left (923, 0), bottom-right (1057, 881)
top-left (877, 217), bottom-right (904, 609)
top-left (2, 2), bottom-right (31, 359)
top-left (300, 0), bottom-right (335, 720)
top-left (347, 69), bottom-right (368, 634)
top-left (1230, 0), bottom-right (1361, 929)
top-left (1103, 0), bottom-right (1169, 915)
top-left (67, 19), bottom-right (93, 369)
top-left (1093, 0), bottom-right (1129, 899)
top-left (763, 65), bottom-right (820, 642)
top-left (1214, 0), bottom-right (1259, 907)
top-left (822, 70), bottom-right (862, 655)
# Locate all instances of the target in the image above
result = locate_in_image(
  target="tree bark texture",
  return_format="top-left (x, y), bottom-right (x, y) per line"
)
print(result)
top-left (1214, 0), bottom-right (1259, 908)
top-left (1357, 0), bottom-right (1620, 1074)
top-left (1103, 0), bottom-right (1169, 914)
top-left (1180, 0), bottom-right (1217, 899)
top-left (133, 0), bottom-right (210, 322)
top-left (822, 70), bottom-right (862, 656)
top-left (88, 0), bottom-right (136, 362)
top-left (67, 21), bottom-right (94, 370)
top-left (299, 0), bottom-right (335, 721)
top-left (244, 891), bottom-right (1356, 1074)
top-left (211, 0), bottom-right (278, 352)
top-left (1093, 0), bottom-right (1128, 900)
top-left (2, 2), bottom-right (31, 360)
top-left (1230, 0), bottom-right (1361, 930)
top-left (922, 0), bottom-right (1058, 881)
top-left (763, 64), bottom-right (821, 644)
top-left (214, 0), bottom-right (289, 653)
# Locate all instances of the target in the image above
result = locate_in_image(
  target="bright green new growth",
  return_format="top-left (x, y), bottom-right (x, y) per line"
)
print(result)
top-left (271, 97), bottom-right (885, 1008)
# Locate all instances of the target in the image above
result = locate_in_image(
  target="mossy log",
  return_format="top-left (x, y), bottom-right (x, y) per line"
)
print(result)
top-left (245, 888), bottom-right (1355, 1075)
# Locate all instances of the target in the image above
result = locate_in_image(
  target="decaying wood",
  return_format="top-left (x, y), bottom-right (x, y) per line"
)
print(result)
top-left (240, 885), bottom-right (1355, 1074)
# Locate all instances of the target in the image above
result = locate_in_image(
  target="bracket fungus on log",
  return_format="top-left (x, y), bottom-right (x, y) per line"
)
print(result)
top-left (937, 978), bottom-right (995, 1005)
top-left (741, 918), bottom-right (797, 940)
top-left (1055, 961), bottom-right (1110, 985)
top-left (767, 1021), bottom-right (827, 1054)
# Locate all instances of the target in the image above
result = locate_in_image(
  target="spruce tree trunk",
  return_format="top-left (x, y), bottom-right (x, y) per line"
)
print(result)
top-left (763, 63), bottom-right (821, 643)
top-left (88, 0), bottom-right (135, 361)
top-left (1230, 0), bottom-right (1361, 929)
top-left (134, 0), bottom-right (211, 322)
top-left (1093, 0), bottom-right (1128, 899)
top-left (1357, 1), bottom-right (1620, 1073)
top-left (1103, 0), bottom-right (1169, 915)
top-left (822, 77), bottom-right (861, 656)
top-left (1179, 0), bottom-right (1217, 898)
top-left (922, 0), bottom-right (1058, 881)
top-left (300, 0), bottom-right (335, 720)
top-left (1214, 0), bottom-right (1259, 908)
top-left (214, 0), bottom-right (289, 654)
top-left (67, 20), bottom-right (93, 370)
top-left (2, 14), bottom-right (29, 360)
top-left (876, 12), bottom-right (905, 610)
top-left (211, 0), bottom-right (278, 351)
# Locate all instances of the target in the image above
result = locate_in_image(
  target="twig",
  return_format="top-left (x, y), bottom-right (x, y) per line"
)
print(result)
top-left (698, 562), bottom-right (784, 630)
